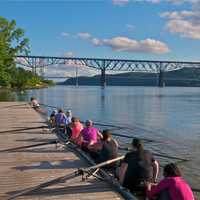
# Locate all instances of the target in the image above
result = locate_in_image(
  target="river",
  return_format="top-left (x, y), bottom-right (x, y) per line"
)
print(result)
top-left (1, 85), bottom-right (200, 197)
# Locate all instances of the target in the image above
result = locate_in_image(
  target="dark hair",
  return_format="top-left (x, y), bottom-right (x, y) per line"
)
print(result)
top-left (163, 163), bottom-right (181, 177)
top-left (102, 129), bottom-right (111, 141)
top-left (58, 108), bottom-right (64, 113)
top-left (71, 117), bottom-right (79, 123)
top-left (30, 97), bottom-right (35, 101)
top-left (132, 138), bottom-right (144, 156)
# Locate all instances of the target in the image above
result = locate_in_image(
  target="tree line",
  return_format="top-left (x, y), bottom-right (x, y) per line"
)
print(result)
top-left (0, 16), bottom-right (53, 88)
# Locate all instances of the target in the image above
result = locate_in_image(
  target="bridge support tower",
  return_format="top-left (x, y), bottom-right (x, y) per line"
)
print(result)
top-left (101, 68), bottom-right (106, 88)
top-left (157, 70), bottom-right (165, 87)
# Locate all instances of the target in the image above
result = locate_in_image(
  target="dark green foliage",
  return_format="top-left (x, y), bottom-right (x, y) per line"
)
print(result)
top-left (0, 16), bottom-right (52, 89)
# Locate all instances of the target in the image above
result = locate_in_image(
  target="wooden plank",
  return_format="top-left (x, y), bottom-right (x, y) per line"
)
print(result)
top-left (0, 102), bottom-right (124, 200)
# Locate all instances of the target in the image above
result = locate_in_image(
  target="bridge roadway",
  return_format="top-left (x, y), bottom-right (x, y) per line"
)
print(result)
top-left (0, 102), bottom-right (123, 200)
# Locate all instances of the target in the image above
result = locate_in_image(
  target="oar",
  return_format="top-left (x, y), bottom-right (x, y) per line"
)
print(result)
top-left (0, 140), bottom-right (58, 153)
top-left (6, 154), bottom-right (125, 200)
top-left (192, 187), bottom-right (200, 193)
top-left (93, 121), bottom-right (133, 131)
top-left (111, 132), bottom-right (155, 143)
top-left (0, 126), bottom-right (48, 134)
top-left (40, 103), bottom-right (58, 109)
top-left (118, 146), bottom-right (189, 162)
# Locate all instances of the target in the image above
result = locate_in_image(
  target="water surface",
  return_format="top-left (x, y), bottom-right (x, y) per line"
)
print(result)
top-left (1, 86), bottom-right (200, 196)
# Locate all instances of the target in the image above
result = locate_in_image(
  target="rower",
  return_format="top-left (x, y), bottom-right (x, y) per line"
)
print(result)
top-left (119, 138), bottom-right (159, 194)
top-left (30, 97), bottom-right (40, 109)
top-left (69, 117), bottom-right (83, 143)
top-left (66, 110), bottom-right (72, 125)
top-left (55, 108), bottom-right (67, 133)
top-left (89, 129), bottom-right (118, 169)
top-left (49, 109), bottom-right (57, 127)
top-left (78, 119), bottom-right (102, 150)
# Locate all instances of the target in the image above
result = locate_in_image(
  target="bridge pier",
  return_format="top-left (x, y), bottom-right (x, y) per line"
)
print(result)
top-left (32, 66), bottom-right (37, 75)
top-left (157, 70), bottom-right (165, 87)
top-left (101, 68), bottom-right (106, 88)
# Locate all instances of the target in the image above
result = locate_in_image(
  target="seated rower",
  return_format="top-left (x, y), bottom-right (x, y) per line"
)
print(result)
top-left (78, 119), bottom-right (102, 150)
top-left (49, 109), bottom-right (57, 127)
top-left (55, 108), bottom-right (67, 132)
top-left (30, 97), bottom-right (40, 109)
top-left (146, 163), bottom-right (194, 200)
top-left (89, 129), bottom-right (118, 169)
top-left (69, 117), bottom-right (83, 144)
top-left (65, 110), bottom-right (73, 138)
top-left (66, 110), bottom-right (72, 125)
top-left (119, 138), bottom-right (159, 194)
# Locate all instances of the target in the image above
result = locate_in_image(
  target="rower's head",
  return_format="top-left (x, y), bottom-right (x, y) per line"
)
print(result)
top-left (30, 97), bottom-right (35, 101)
top-left (66, 110), bottom-right (72, 117)
top-left (52, 109), bottom-right (57, 114)
top-left (132, 138), bottom-right (144, 152)
top-left (163, 163), bottom-right (181, 177)
top-left (72, 117), bottom-right (79, 123)
top-left (102, 130), bottom-right (111, 141)
top-left (58, 108), bottom-right (64, 113)
top-left (85, 119), bottom-right (93, 127)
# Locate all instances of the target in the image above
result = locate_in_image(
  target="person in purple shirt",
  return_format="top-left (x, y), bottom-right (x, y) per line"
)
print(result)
top-left (79, 119), bottom-right (102, 149)
top-left (55, 108), bottom-right (67, 127)
top-left (146, 163), bottom-right (194, 200)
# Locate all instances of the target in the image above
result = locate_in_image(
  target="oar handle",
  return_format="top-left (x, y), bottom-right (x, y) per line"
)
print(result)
top-left (82, 155), bottom-right (125, 172)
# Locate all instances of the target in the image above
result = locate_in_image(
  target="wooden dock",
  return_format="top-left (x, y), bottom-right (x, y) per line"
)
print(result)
top-left (0, 102), bottom-right (123, 200)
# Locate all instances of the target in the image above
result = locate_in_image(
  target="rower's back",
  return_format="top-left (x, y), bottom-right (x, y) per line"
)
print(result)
top-left (97, 130), bottom-right (118, 169)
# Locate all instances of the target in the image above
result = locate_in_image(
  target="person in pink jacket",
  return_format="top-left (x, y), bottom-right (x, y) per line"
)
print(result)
top-left (146, 163), bottom-right (194, 200)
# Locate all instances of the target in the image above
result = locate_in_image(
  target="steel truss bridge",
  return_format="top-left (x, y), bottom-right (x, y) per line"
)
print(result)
top-left (15, 55), bottom-right (200, 87)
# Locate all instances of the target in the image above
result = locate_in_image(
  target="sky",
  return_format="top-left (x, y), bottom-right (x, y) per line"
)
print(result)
top-left (1, 0), bottom-right (200, 77)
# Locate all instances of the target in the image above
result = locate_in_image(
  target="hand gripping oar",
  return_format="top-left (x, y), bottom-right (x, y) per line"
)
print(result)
top-left (0, 140), bottom-right (58, 153)
top-left (6, 155), bottom-right (125, 200)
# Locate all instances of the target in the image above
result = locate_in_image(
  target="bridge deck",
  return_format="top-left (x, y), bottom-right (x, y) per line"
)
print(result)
top-left (0, 102), bottom-right (123, 200)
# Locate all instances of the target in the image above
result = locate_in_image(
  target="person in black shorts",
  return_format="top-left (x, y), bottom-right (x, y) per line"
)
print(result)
top-left (119, 138), bottom-right (159, 192)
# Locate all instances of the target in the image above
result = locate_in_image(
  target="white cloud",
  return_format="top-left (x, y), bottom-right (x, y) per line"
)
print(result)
top-left (77, 32), bottom-right (102, 45)
top-left (102, 37), bottom-right (169, 54)
top-left (112, 0), bottom-right (130, 5)
top-left (60, 32), bottom-right (70, 37)
top-left (161, 7), bottom-right (200, 39)
top-left (77, 32), bottom-right (169, 54)
top-left (112, 0), bottom-right (199, 5)
top-left (77, 32), bottom-right (92, 40)
top-left (44, 64), bottom-right (98, 78)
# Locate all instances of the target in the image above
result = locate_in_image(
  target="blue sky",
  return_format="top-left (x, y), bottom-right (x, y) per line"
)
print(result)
top-left (1, 0), bottom-right (200, 76)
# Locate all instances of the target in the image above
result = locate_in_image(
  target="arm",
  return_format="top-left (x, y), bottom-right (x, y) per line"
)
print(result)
top-left (113, 139), bottom-right (119, 148)
top-left (152, 160), bottom-right (159, 182)
top-left (88, 142), bottom-right (102, 152)
top-left (119, 162), bottom-right (128, 184)
top-left (97, 130), bottom-right (103, 139)
top-left (147, 178), bottom-right (170, 198)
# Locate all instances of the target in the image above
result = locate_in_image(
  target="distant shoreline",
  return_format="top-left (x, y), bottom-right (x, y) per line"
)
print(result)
top-left (60, 68), bottom-right (200, 87)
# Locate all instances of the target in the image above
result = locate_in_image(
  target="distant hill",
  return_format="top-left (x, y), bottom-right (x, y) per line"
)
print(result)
top-left (61, 68), bottom-right (200, 87)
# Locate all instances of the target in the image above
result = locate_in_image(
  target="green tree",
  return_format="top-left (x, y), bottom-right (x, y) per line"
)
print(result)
top-left (0, 16), bottom-right (29, 87)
